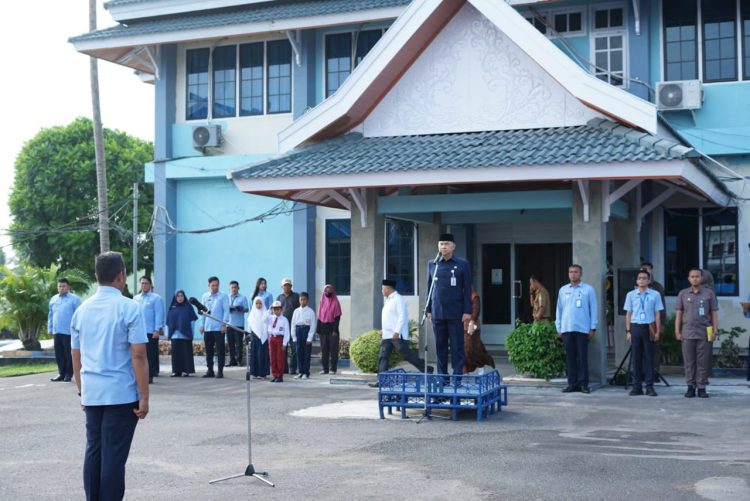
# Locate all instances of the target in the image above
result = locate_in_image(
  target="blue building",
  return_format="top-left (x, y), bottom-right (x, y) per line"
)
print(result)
top-left (72, 0), bottom-right (750, 382)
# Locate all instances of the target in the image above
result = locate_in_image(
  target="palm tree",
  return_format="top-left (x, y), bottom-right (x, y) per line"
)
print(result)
top-left (0, 264), bottom-right (89, 350)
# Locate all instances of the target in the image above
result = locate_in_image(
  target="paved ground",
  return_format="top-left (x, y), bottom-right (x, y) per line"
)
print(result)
top-left (1, 362), bottom-right (749, 501)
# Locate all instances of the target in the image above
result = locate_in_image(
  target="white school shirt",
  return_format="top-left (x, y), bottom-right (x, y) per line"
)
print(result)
top-left (381, 291), bottom-right (409, 340)
top-left (265, 314), bottom-right (290, 346)
top-left (291, 306), bottom-right (317, 342)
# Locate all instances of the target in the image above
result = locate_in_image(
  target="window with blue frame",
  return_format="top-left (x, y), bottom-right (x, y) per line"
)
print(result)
top-left (385, 219), bottom-right (416, 295)
top-left (240, 42), bottom-right (264, 116)
top-left (326, 29), bottom-right (383, 97)
top-left (186, 48), bottom-right (209, 120)
top-left (212, 45), bottom-right (236, 118)
top-left (267, 40), bottom-right (292, 114)
top-left (663, 0), bottom-right (698, 81)
top-left (591, 6), bottom-right (626, 86)
top-left (702, 0), bottom-right (737, 82)
top-left (742, 0), bottom-right (750, 79)
top-left (326, 220), bottom-right (351, 295)
top-left (664, 208), bottom-right (739, 296)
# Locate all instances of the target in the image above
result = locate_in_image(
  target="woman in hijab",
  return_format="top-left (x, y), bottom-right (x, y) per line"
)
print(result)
top-left (167, 290), bottom-right (197, 377)
top-left (463, 289), bottom-right (496, 374)
top-left (316, 284), bottom-right (342, 375)
top-left (247, 296), bottom-right (270, 380)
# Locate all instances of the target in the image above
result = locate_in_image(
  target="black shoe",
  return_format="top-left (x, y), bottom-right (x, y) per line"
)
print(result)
top-left (270, 377), bottom-right (278, 382)
top-left (170, 373), bottom-right (180, 377)
top-left (50, 375), bottom-right (65, 382)
top-left (216, 372), bottom-right (224, 379)
top-left (148, 377), bottom-right (154, 384)
top-left (629, 387), bottom-right (643, 396)
top-left (684, 385), bottom-right (696, 398)
top-left (427, 366), bottom-right (435, 374)
top-left (646, 387), bottom-right (657, 397)
top-left (368, 382), bottom-right (379, 388)
top-left (202, 372), bottom-right (215, 378)
top-left (562, 386), bottom-right (578, 393)
top-left (63, 376), bottom-right (72, 382)
top-left (579, 386), bottom-right (591, 394)
top-left (277, 376), bottom-right (283, 383)
top-left (697, 388), bottom-right (709, 398)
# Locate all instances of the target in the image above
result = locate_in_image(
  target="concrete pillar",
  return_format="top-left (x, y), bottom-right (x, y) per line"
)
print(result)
top-left (572, 181), bottom-right (608, 386)
top-left (292, 29), bottom-right (316, 119)
top-left (417, 216), bottom-right (441, 361)
top-left (611, 190), bottom-right (640, 367)
top-left (350, 189), bottom-right (385, 338)
top-left (293, 205), bottom-right (316, 308)
top-left (153, 44), bottom-right (177, 298)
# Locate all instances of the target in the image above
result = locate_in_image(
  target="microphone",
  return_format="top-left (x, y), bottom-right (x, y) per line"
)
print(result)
top-left (189, 297), bottom-right (208, 314)
top-left (433, 251), bottom-right (442, 264)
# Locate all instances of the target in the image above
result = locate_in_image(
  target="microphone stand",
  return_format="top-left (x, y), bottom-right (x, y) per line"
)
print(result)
top-left (416, 253), bottom-right (449, 424)
top-left (190, 299), bottom-right (275, 488)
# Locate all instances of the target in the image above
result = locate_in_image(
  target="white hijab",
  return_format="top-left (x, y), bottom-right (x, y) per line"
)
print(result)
top-left (247, 296), bottom-right (268, 343)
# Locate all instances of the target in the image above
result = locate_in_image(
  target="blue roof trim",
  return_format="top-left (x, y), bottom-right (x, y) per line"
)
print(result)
top-left (72, 0), bottom-right (409, 43)
top-left (232, 121), bottom-right (691, 180)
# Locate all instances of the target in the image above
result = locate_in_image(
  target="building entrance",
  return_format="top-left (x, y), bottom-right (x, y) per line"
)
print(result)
top-left (514, 243), bottom-right (572, 324)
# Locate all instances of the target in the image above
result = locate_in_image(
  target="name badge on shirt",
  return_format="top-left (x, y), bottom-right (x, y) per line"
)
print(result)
top-left (699, 307), bottom-right (705, 316)
top-left (575, 298), bottom-right (582, 308)
top-left (450, 269), bottom-right (457, 287)
top-left (639, 312), bottom-right (646, 321)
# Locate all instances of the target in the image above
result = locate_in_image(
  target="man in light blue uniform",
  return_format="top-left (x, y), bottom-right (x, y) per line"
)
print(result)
top-left (199, 276), bottom-right (230, 378)
top-left (227, 280), bottom-right (249, 367)
top-left (133, 276), bottom-right (165, 384)
top-left (48, 277), bottom-right (81, 382)
top-left (71, 251), bottom-right (149, 501)
top-left (556, 264), bottom-right (598, 394)
top-left (624, 269), bottom-right (664, 396)
top-left (426, 233), bottom-right (472, 377)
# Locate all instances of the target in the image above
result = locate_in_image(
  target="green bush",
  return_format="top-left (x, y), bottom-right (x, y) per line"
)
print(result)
top-left (659, 314), bottom-right (682, 365)
top-left (349, 330), bottom-right (400, 373)
top-left (506, 320), bottom-right (565, 380)
top-left (716, 326), bottom-right (746, 368)
top-left (339, 339), bottom-right (350, 359)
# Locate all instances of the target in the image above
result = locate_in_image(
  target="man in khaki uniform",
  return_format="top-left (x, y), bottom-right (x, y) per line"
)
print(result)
top-left (675, 268), bottom-right (719, 398)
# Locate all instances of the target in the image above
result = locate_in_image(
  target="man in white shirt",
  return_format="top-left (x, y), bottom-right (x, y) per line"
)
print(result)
top-left (291, 292), bottom-right (317, 379)
top-left (369, 279), bottom-right (431, 387)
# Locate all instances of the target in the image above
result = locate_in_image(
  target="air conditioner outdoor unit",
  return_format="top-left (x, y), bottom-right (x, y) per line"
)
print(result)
top-left (192, 125), bottom-right (222, 149)
top-left (656, 80), bottom-right (703, 111)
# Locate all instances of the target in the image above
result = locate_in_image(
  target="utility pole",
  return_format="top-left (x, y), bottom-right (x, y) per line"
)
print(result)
top-left (89, 0), bottom-right (109, 252)
top-left (132, 183), bottom-right (139, 293)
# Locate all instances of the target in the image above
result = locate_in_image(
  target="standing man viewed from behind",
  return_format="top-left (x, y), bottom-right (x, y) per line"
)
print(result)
top-left (277, 278), bottom-right (300, 375)
top-left (199, 276), bottom-right (230, 378)
top-left (133, 276), bottom-right (164, 384)
top-left (556, 264), bottom-right (598, 394)
top-left (71, 251), bottom-right (149, 501)
top-left (48, 278), bottom-right (81, 382)
top-left (426, 233), bottom-right (472, 378)
top-left (675, 268), bottom-right (719, 398)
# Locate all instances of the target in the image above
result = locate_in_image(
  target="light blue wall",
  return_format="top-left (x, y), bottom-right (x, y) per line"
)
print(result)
top-left (173, 177), bottom-right (295, 337)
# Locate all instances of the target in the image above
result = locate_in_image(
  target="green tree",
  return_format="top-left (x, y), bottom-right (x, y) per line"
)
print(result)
top-left (9, 117), bottom-right (153, 280)
top-left (0, 263), bottom-right (88, 350)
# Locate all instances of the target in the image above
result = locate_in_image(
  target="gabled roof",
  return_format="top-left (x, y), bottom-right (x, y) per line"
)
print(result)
top-left (234, 119), bottom-right (694, 182)
top-left (278, 0), bottom-right (657, 152)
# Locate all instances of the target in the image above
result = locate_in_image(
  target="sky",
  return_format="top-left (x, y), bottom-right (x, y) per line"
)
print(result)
top-left (0, 1), bottom-right (154, 259)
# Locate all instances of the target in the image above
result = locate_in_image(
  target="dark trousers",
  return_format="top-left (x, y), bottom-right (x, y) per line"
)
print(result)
top-left (295, 326), bottom-right (312, 376)
top-left (170, 339), bottom-right (195, 375)
top-left (249, 336), bottom-right (269, 377)
top-left (83, 403), bottom-right (139, 501)
top-left (378, 337), bottom-right (426, 374)
top-left (53, 334), bottom-right (72, 378)
top-left (285, 340), bottom-right (298, 373)
top-left (319, 332), bottom-right (339, 373)
top-left (562, 332), bottom-right (589, 388)
top-left (682, 338), bottom-right (712, 389)
top-left (146, 334), bottom-right (160, 377)
top-left (204, 331), bottom-right (225, 374)
top-left (630, 324), bottom-right (654, 388)
top-left (226, 326), bottom-right (244, 364)
top-left (747, 336), bottom-right (750, 382)
top-left (432, 319), bottom-right (465, 375)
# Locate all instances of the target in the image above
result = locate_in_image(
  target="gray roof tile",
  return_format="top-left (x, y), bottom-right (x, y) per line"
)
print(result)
top-left (72, 0), bottom-right (409, 43)
top-left (232, 121), bottom-right (693, 180)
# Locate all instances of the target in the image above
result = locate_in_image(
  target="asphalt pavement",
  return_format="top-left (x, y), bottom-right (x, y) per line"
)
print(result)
top-left (1, 363), bottom-right (748, 501)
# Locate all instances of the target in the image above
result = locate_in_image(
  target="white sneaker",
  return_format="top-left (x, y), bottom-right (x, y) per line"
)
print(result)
top-left (319, 370), bottom-right (328, 375)
top-left (294, 373), bottom-right (302, 379)
top-left (301, 374), bottom-right (309, 380)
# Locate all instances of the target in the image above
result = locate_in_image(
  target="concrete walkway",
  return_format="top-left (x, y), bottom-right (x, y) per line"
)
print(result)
top-left (1, 360), bottom-right (749, 501)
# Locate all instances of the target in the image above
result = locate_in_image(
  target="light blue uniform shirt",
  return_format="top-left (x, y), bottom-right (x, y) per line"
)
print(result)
top-left (133, 291), bottom-right (165, 333)
top-left (200, 291), bottom-right (230, 331)
top-left (623, 288), bottom-right (664, 324)
top-left (256, 290), bottom-right (274, 309)
top-left (555, 282), bottom-right (598, 334)
top-left (71, 286), bottom-right (148, 406)
top-left (48, 292), bottom-right (81, 335)
top-left (229, 293), bottom-right (249, 327)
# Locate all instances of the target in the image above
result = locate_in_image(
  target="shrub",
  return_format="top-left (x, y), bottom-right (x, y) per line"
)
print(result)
top-left (349, 330), bottom-right (400, 373)
top-left (659, 314), bottom-right (683, 365)
top-left (506, 320), bottom-right (565, 380)
top-left (716, 326), bottom-right (746, 368)
top-left (339, 339), bottom-right (350, 359)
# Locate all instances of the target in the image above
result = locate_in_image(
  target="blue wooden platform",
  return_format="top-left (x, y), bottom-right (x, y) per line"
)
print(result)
top-left (377, 368), bottom-right (508, 422)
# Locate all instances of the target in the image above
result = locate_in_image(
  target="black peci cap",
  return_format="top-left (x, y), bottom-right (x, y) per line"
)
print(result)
top-left (438, 233), bottom-right (454, 242)
top-left (382, 279), bottom-right (397, 288)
